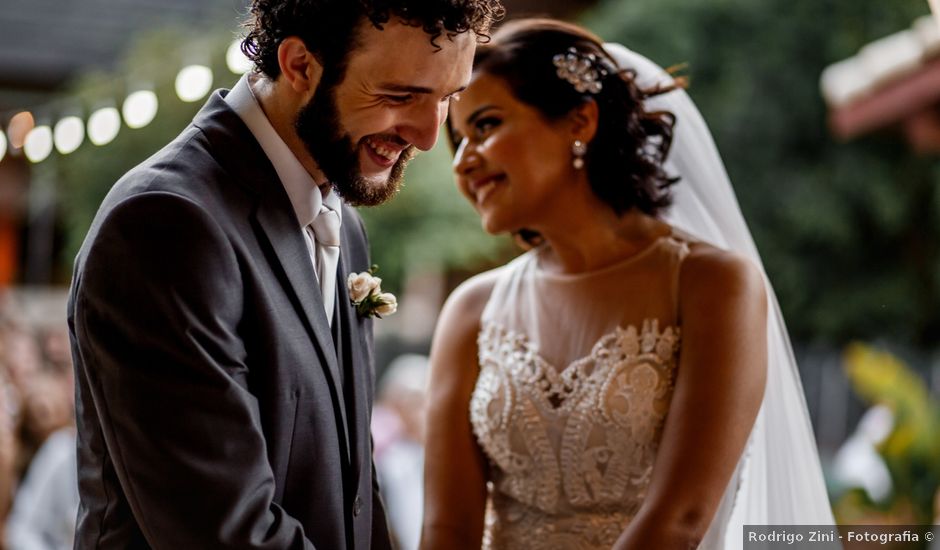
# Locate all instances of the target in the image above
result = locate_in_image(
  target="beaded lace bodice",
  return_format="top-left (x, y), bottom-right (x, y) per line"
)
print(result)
top-left (470, 236), bottom-right (688, 549)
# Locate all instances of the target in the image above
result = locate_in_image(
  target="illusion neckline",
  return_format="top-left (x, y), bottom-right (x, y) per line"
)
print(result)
top-left (533, 231), bottom-right (677, 283)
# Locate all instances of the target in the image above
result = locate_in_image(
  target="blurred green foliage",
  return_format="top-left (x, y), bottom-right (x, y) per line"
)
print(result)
top-left (581, 0), bottom-right (940, 346)
top-left (840, 343), bottom-right (940, 524)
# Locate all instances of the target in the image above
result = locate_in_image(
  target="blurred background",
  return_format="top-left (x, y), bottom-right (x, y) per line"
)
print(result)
top-left (0, 0), bottom-right (939, 548)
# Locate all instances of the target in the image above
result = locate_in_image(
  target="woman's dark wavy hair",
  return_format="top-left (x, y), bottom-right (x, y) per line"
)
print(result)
top-left (452, 18), bottom-right (678, 242)
top-left (241, 0), bottom-right (504, 83)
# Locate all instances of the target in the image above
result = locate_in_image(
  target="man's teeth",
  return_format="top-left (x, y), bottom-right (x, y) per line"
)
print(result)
top-left (367, 140), bottom-right (397, 161)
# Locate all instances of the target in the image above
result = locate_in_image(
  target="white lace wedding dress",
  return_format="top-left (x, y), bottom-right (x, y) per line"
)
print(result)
top-left (465, 41), bottom-right (835, 550)
top-left (470, 234), bottom-right (690, 550)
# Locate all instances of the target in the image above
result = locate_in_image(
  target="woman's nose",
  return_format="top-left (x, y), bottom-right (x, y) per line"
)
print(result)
top-left (453, 139), bottom-right (481, 175)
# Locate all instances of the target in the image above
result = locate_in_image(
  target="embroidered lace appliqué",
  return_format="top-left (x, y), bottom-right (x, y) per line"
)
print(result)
top-left (470, 319), bottom-right (680, 549)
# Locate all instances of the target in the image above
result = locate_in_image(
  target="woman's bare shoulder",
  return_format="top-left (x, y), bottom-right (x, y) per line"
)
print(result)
top-left (680, 241), bottom-right (765, 301)
top-left (440, 267), bottom-right (503, 325)
top-left (431, 267), bottom-right (505, 359)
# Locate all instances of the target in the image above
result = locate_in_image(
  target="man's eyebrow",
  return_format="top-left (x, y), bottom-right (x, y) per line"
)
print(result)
top-left (377, 83), bottom-right (467, 96)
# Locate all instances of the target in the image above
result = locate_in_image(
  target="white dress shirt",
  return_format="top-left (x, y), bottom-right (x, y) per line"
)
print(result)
top-left (224, 74), bottom-right (343, 324)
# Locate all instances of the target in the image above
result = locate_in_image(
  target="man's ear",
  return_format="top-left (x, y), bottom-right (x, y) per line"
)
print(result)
top-left (568, 98), bottom-right (599, 144)
top-left (277, 37), bottom-right (324, 94)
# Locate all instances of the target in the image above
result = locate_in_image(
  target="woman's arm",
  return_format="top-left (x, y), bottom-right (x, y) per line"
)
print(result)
top-left (614, 246), bottom-right (768, 549)
top-left (420, 271), bottom-right (498, 550)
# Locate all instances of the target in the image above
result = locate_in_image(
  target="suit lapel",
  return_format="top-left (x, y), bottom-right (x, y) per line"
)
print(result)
top-left (192, 91), bottom-right (353, 466)
top-left (252, 195), bottom-right (352, 465)
top-left (335, 216), bottom-right (375, 487)
top-left (334, 254), bottom-right (367, 483)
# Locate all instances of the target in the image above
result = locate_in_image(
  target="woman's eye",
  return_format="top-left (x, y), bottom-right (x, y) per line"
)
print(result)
top-left (474, 117), bottom-right (501, 136)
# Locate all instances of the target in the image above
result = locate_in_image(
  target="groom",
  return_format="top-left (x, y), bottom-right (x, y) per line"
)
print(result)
top-left (67, 0), bottom-right (500, 548)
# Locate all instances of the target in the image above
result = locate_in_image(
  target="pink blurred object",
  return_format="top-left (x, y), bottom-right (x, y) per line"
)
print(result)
top-left (370, 405), bottom-right (404, 461)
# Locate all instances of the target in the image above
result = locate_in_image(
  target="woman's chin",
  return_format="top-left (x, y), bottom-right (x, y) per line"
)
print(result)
top-left (480, 215), bottom-right (509, 236)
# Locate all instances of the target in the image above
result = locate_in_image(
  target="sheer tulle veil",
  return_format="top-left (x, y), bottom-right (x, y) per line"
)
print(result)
top-left (602, 44), bottom-right (836, 548)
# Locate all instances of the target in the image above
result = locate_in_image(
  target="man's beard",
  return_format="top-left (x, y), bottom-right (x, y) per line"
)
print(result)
top-left (295, 81), bottom-right (416, 207)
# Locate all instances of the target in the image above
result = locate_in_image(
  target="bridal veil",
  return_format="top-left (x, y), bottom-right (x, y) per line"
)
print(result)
top-left (602, 43), bottom-right (836, 549)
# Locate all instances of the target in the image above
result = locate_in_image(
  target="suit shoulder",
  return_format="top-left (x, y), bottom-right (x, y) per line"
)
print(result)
top-left (73, 190), bottom-right (242, 318)
top-left (85, 191), bottom-right (228, 257)
top-left (95, 125), bottom-right (256, 243)
top-left (110, 125), bottom-right (218, 198)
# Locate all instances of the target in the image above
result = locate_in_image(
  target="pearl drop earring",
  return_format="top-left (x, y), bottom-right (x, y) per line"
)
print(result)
top-left (572, 140), bottom-right (587, 170)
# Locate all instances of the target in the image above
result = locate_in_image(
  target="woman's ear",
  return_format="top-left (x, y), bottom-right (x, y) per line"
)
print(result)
top-left (276, 37), bottom-right (324, 95)
top-left (568, 98), bottom-right (599, 144)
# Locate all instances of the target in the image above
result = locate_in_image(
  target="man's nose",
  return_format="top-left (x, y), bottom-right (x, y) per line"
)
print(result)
top-left (397, 101), bottom-right (447, 152)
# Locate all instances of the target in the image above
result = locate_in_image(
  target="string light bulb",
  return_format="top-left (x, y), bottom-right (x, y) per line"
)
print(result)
top-left (88, 106), bottom-right (121, 146)
top-left (122, 90), bottom-right (158, 129)
top-left (23, 125), bottom-right (53, 163)
top-left (226, 39), bottom-right (253, 74)
top-left (54, 115), bottom-right (85, 155)
top-left (175, 65), bottom-right (213, 102)
top-left (7, 111), bottom-right (35, 149)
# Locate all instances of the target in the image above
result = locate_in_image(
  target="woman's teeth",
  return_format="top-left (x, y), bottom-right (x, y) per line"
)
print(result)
top-left (477, 180), bottom-right (497, 204)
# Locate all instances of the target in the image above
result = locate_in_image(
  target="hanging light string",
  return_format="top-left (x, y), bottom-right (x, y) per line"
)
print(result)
top-left (0, 37), bottom-right (252, 165)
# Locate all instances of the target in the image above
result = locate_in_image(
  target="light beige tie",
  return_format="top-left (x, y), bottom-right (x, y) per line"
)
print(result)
top-left (309, 205), bottom-right (341, 324)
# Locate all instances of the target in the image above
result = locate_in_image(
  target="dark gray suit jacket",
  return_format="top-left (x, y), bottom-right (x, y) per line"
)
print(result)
top-left (68, 90), bottom-right (393, 549)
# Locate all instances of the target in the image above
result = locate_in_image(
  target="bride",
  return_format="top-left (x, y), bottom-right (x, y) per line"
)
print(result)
top-left (421, 18), bottom-right (834, 550)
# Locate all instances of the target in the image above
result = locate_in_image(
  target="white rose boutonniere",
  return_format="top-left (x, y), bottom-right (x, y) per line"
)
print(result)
top-left (347, 266), bottom-right (397, 318)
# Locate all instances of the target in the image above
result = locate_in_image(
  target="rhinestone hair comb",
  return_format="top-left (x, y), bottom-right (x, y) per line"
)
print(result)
top-left (552, 47), bottom-right (608, 94)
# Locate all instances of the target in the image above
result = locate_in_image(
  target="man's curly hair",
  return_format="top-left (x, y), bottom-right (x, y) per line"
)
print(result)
top-left (241, 0), bottom-right (504, 81)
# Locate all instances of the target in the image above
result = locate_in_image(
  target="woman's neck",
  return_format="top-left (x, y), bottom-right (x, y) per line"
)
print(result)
top-left (536, 205), bottom-right (672, 275)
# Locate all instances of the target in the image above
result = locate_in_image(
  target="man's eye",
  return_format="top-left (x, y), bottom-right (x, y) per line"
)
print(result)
top-left (386, 95), bottom-right (414, 104)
